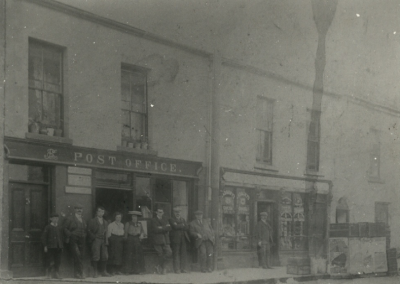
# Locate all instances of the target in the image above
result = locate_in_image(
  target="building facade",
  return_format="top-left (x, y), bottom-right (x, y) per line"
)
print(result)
top-left (1, 0), bottom-right (400, 278)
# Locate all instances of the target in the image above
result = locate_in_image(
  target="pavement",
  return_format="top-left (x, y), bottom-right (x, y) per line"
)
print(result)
top-left (1, 267), bottom-right (398, 284)
top-left (2, 267), bottom-right (328, 284)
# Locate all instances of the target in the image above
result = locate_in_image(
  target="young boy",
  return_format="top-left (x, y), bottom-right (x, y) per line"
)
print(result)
top-left (41, 213), bottom-right (64, 279)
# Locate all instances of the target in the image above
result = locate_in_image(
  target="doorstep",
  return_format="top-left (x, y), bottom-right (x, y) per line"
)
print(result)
top-left (1, 267), bottom-right (330, 284)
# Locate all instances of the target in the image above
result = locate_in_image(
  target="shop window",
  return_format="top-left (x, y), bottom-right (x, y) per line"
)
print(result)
top-left (375, 202), bottom-right (389, 224)
top-left (28, 40), bottom-right (63, 133)
top-left (256, 97), bottom-right (274, 164)
top-left (280, 192), bottom-right (307, 251)
top-left (121, 65), bottom-right (148, 147)
top-left (221, 187), bottom-right (251, 251)
top-left (307, 110), bottom-right (321, 171)
top-left (336, 197), bottom-right (349, 223)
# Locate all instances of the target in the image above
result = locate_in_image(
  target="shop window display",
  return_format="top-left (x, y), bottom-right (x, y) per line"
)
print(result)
top-left (280, 192), bottom-right (307, 251)
top-left (221, 187), bottom-right (251, 251)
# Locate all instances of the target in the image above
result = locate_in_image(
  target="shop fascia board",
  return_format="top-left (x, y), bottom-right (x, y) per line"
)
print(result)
top-left (221, 167), bottom-right (331, 194)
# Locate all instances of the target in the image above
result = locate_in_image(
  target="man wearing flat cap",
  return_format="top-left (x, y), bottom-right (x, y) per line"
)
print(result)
top-left (254, 211), bottom-right (274, 269)
top-left (151, 208), bottom-right (172, 274)
top-left (189, 210), bottom-right (215, 273)
top-left (63, 204), bottom-right (87, 279)
top-left (169, 207), bottom-right (190, 273)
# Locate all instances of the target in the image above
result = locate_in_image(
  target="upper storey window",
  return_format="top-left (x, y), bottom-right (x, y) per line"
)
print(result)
top-left (28, 40), bottom-right (63, 134)
top-left (256, 97), bottom-right (274, 165)
top-left (121, 65), bottom-right (148, 146)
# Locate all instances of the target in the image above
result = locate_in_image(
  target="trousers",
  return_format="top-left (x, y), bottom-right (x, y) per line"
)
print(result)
top-left (68, 236), bottom-right (85, 277)
top-left (198, 240), bottom-right (214, 271)
top-left (90, 238), bottom-right (108, 261)
top-left (171, 240), bottom-right (188, 272)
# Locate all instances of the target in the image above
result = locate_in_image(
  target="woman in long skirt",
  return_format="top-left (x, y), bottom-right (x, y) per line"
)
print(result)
top-left (107, 212), bottom-right (125, 275)
top-left (124, 211), bottom-right (146, 274)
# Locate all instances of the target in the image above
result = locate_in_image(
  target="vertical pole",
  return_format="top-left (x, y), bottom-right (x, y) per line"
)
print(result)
top-left (211, 52), bottom-right (222, 270)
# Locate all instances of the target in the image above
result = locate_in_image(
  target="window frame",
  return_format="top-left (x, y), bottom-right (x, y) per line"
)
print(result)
top-left (28, 39), bottom-right (64, 132)
top-left (121, 64), bottom-right (149, 145)
top-left (256, 97), bottom-right (274, 165)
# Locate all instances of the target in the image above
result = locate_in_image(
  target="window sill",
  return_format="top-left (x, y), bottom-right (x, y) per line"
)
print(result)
top-left (254, 163), bottom-right (278, 172)
top-left (368, 177), bottom-right (385, 184)
top-left (25, 132), bottom-right (73, 144)
top-left (117, 146), bottom-right (158, 156)
top-left (303, 171), bottom-right (325, 178)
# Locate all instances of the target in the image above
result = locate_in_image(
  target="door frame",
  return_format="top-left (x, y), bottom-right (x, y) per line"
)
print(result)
top-left (254, 200), bottom-right (280, 265)
top-left (8, 163), bottom-right (51, 277)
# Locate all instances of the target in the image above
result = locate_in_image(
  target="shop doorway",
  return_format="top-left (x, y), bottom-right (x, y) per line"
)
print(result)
top-left (256, 201), bottom-right (280, 266)
top-left (95, 188), bottom-right (133, 223)
top-left (9, 182), bottom-right (48, 277)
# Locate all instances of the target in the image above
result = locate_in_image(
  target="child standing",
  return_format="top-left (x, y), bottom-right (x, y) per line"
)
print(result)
top-left (41, 213), bottom-right (64, 279)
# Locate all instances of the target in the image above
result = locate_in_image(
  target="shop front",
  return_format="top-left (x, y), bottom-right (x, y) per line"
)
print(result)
top-left (3, 137), bottom-right (202, 277)
top-left (218, 168), bottom-right (332, 270)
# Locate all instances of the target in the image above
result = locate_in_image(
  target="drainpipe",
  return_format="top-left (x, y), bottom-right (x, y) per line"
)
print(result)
top-left (210, 51), bottom-right (222, 270)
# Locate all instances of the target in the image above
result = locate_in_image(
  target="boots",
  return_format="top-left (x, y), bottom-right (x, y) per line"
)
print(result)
top-left (92, 261), bottom-right (99, 278)
top-left (100, 261), bottom-right (111, 277)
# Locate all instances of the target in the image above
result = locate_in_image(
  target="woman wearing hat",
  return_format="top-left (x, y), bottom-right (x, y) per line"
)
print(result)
top-left (123, 211), bottom-right (146, 274)
top-left (107, 212), bottom-right (125, 275)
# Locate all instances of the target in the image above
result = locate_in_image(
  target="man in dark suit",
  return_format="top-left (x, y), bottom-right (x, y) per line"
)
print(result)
top-left (169, 207), bottom-right (190, 274)
top-left (87, 206), bottom-right (110, 278)
top-left (189, 210), bottom-right (215, 273)
top-left (63, 204), bottom-right (87, 279)
top-left (254, 211), bottom-right (274, 269)
top-left (151, 208), bottom-right (172, 274)
top-left (42, 213), bottom-right (64, 279)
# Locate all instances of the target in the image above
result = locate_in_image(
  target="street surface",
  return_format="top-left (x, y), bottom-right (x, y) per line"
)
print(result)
top-left (297, 276), bottom-right (400, 284)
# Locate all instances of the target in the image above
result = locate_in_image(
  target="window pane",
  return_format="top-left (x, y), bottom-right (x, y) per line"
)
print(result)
top-left (236, 188), bottom-right (250, 250)
top-left (43, 48), bottom-right (61, 92)
top-left (121, 110), bottom-right (131, 138)
top-left (121, 70), bottom-right (131, 107)
top-left (42, 92), bottom-right (61, 128)
top-left (135, 177), bottom-right (152, 217)
top-left (263, 131), bottom-right (272, 163)
top-left (256, 130), bottom-right (264, 161)
top-left (29, 89), bottom-right (42, 122)
top-left (131, 83), bottom-right (145, 113)
top-left (221, 188), bottom-right (236, 250)
top-left (130, 112), bottom-right (145, 139)
top-left (29, 45), bottom-right (43, 84)
top-left (154, 179), bottom-right (172, 203)
top-left (173, 181), bottom-right (188, 220)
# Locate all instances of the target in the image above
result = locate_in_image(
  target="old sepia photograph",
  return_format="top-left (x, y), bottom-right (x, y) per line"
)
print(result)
top-left (0, 1), bottom-right (399, 284)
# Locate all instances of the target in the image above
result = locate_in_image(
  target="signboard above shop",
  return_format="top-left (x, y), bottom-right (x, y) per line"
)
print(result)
top-left (5, 137), bottom-right (203, 178)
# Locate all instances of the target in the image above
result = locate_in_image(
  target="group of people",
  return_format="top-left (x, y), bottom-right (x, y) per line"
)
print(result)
top-left (41, 204), bottom-right (216, 279)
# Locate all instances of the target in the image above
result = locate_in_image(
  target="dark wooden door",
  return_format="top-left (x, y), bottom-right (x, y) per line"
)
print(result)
top-left (10, 182), bottom-right (48, 277)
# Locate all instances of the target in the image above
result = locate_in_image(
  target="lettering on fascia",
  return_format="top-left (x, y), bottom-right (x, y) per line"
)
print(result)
top-left (73, 152), bottom-right (177, 173)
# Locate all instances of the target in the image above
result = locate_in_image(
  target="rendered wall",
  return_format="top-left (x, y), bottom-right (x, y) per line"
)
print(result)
top-left (4, 0), bottom-right (210, 163)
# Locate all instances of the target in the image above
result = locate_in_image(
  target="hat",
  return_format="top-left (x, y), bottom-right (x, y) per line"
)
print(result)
top-left (260, 212), bottom-right (268, 216)
top-left (194, 210), bottom-right (203, 215)
top-left (173, 207), bottom-right (181, 212)
top-left (50, 213), bottom-right (59, 218)
top-left (74, 203), bottom-right (83, 209)
top-left (128, 211), bottom-right (142, 216)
